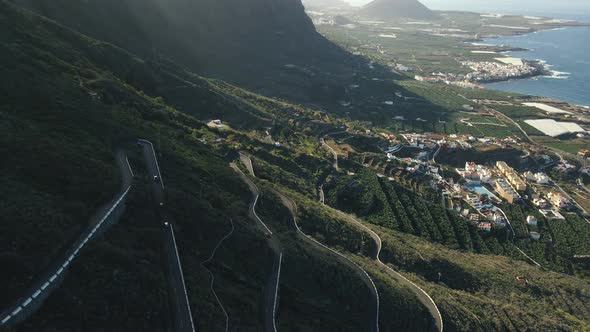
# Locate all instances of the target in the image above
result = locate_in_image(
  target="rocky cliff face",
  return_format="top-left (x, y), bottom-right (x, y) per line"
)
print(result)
top-left (357, 0), bottom-right (438, 20)
top-left (11, 0), bottom-right (352, 98)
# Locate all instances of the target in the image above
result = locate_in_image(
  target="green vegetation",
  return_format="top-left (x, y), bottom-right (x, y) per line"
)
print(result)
top-left (3, 0), bottom-right (590, 331)
top-left (0, 3), bottom-right (285, 329)
top-left (323, 168), bottom-right (491, 251)
top-left (377, 227), bottom-right (590, 332)
top-left (255, 190), bottom-right (375, 332)
top-left (288, 196), bottom-right (590, 331)
top-left (256, 183), bottom-right (436, 331)
top-left (14, 184), bottom-right (171, 331)
top-left (532, 136), bottom-right (590, 155)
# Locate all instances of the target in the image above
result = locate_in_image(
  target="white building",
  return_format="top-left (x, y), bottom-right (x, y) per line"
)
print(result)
top-left (534, 173), bottom-right (550, 184)
top-left (524, 171), bottom-right (535, 181)
top-left (548, 192), bottom-right (570, 209)
top-left (525, 172), bottom-right (550, 184)
top-left (489, 212), bottom-right (506, 226)
top-left (465, 162), bottom-right (478, 172)
top-left (462, 162), bottom-right (492, 183)
top-left (479, 169), bottom-right (492, 183)
top-left (479, 223), bottom-right (492, 232)
top-left (526, 215), bottom-right (538, 226)
top-left (533, 198), bottom-right (549, 208)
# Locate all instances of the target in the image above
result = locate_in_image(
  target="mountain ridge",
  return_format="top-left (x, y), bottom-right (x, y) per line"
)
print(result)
top-left (358, 0), bottom-right (438, 20)
top-left (10, 0), bottom-right (355, 102)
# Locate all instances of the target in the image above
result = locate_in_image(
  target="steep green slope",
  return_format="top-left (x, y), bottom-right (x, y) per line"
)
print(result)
top-left (0, 0), bottom-right (280, 286)
top-left (0, 2), bottom-right (421, 331)
top-left (260, 171), bottom-right (590, 331)
top-left (3, 1), bottom-right (590, 331)
top-left (0, 2), bottom-right (272, 329)
top-left (11, 0), bottom-right (355, 102)
top-left (239, 135), bottom-right (590, 331)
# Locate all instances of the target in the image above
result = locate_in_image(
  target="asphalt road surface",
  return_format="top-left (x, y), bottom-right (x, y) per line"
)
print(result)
top-left (320, 137), bottom-right (339, 171)
top-left (201, 219), bottom-right (235, 332)
top-left (274, 190), bottom-right (380, 332)
top-left (230, 162), bottom-right (282, 332)
top-left (138, 139), bottom-right (195, 332)
top-left (319, 199), bottom-right (444, 332)
top-left (0, 149), bottom-right (134, 328)
top-left (235, 152), bottom-right (442, 332)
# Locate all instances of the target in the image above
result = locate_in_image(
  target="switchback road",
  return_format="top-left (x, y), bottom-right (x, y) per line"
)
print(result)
top-left (138, 140), bottom-right (195, 332)
top-left (321, 136), bottom-right (340, 171)
top-left (273, 190), bottom-right (380, 332)
top-left (201, 219), bottom-right (235, 332)
top-left (316, 192), bottom-right (443, 332)
top-left (230, 161), bottom-right (282, 332)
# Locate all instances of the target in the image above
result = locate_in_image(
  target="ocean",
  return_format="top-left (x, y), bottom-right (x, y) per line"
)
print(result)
top-left (483, 14), bottom-right (590, 106)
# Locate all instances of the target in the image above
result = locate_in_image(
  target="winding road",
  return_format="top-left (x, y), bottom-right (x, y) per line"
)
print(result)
top-left (321, 135), bottom-right (340, 171)
top-left (273, 190), bottom-right (380, 332)
top-left (235, 153), bottom-right (379, 332)
top-left (318, 185), bottom-right (326, 205)
top-left (313, 193), bottom-right (444, 332)
top-left (138, 140), bottom-right (195, 332)
top-left (0, 149), bottom-right (134, 328)
top-left (230, 159), bottom-right (282, 332)
top-left (201, 219), bottom-right (235, 332)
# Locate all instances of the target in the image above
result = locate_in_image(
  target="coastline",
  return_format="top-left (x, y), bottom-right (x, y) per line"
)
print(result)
top-left (469, 59), bottom-right (551, 84)
top-left (469, 21), bottom-right (588, 85)
top-left (481, 24), bottom-right (590, 106)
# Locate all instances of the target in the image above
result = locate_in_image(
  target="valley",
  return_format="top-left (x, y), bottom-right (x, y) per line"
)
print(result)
top-left (1, 0), bottom-right (590, 331)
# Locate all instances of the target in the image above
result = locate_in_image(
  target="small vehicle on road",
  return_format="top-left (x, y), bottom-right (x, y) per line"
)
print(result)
top-left (154, 175), bottom-right (160, 182)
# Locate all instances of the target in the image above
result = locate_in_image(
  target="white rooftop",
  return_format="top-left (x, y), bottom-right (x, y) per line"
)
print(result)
top-left (522, 102), bottom-right (572, 114)
top-left (525, 119), bottom-right (585, 137)
top-left (495, 57), bottom-right (523, 66)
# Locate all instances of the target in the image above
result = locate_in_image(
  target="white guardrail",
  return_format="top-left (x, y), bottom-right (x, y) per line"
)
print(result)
top-left (272, 253), bottom-right (283, 332)
top-left (166, 223), bottom-right (196, 332)
top-left (0, 186), bottom-right (132, 326)
top-left (290, 209), bottom-right (380, 332)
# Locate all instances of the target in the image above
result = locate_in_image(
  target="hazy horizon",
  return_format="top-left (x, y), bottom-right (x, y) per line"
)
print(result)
top-left (344, 0), bottom-right (590, 16)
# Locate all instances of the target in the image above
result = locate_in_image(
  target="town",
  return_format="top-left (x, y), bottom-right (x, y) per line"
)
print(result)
top-left (328, 128), bottom-right (590, 243)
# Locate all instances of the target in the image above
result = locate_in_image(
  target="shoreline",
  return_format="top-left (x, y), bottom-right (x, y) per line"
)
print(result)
top-left (480, 25), bottom-right (590, 106)
top-left (471, 24), bottom-right (587, 86)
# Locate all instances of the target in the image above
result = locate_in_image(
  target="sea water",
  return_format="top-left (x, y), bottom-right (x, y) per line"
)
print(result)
top-left (483, 15), bottom-right (590, 106)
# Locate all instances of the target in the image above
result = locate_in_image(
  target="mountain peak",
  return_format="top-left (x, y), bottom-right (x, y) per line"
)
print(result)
top-left (358, 0), bottom-right (438, 20)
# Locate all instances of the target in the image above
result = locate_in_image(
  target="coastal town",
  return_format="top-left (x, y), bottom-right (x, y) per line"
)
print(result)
top-left (415, 58), bottom-right (547, 86)
top-left (327, 126), bottom-right (590, 243)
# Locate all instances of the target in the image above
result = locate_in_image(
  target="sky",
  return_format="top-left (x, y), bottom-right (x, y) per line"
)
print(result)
top-left (343, 0), bottom-right (590, 16)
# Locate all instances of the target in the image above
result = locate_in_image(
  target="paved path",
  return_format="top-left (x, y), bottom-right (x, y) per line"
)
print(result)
top-left (321, 136), bottom-right (340, 171)
top-left (239, 151), bottom-right (440, 331)
top-left (314, 197), bottom-right (443, 332)
top-left (230, 162), bottom-right (282, 332)
top-left (551, 179), bottom-right (588, 215)
top-left (201, 219), bottom-right (235, 332)
top-left (273, 190), bottom-right (380, 332)
top-left (0, 149), bottom-right (134, 328)
top-left (138, 140), bottom-right (195, 332)
top-left (318, 185), bottom-right (325, 205)
top-left (240, 152), bottom-right (255, 178)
